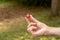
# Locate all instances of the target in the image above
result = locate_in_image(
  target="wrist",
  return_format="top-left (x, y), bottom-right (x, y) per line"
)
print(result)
top-left (47, 27), bottom-right (56, 36)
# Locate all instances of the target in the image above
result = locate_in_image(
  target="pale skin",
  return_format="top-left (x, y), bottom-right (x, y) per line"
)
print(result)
top-left (25, 15), bottom-right (60, 36)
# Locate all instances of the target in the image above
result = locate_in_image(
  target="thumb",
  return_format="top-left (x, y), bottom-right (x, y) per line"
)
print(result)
top-left (30, 15), bottom-right (39, 23)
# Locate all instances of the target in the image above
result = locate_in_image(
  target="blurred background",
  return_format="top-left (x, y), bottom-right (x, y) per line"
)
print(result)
top-left (0, 0), bottom-right (60, 40)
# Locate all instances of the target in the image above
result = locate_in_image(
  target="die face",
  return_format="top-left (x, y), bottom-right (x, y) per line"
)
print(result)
top-left (26, 14), bottom-right (30, 19)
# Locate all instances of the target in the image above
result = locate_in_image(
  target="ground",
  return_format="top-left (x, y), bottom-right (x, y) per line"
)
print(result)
top-left (0, 2), bottom-right (60, 40)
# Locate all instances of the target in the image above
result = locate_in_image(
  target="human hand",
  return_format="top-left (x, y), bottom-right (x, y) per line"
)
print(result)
top-left (25, 14), bottom-right (49, 36)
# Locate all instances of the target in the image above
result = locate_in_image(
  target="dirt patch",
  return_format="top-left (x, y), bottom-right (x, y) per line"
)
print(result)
top-left (0, 16), bottom-right (25, 32)
top-left (0, 3), bottom-right (28, 32)
top-left (0, 3), bottom-right (44, 32)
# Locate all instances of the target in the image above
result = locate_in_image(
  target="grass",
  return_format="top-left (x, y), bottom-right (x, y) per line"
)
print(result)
top-left (0, 9), bottom-right (60, 40)
top-left (0, 2), bottom-right (60, 40)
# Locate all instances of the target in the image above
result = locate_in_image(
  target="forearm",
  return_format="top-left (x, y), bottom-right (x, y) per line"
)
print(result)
top-left (48, 27), bottom-right (60, 36)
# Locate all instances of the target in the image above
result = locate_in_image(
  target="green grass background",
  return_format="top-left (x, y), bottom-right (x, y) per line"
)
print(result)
top-left (0, 1), bottom-right (60, 40)
top-left (0, 9), bottom-right (60, 40)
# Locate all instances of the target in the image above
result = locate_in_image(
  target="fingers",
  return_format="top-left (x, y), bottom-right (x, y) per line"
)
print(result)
top-left (30, 28), bottom-right (46, 36)
top-left (27, 26), bottom-right (37, 33)
top-left (27, 26), bottom-right (33, 33)
top-left (25, 17), bottom-right (30, 24)
top-left (30, 15), bottom-right (39, 23)
top-left (27, 23), bottom-right (37, 28)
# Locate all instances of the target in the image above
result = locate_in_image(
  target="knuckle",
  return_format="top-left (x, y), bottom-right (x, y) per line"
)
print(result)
top-left (27, 28), bottom-right (30, 31)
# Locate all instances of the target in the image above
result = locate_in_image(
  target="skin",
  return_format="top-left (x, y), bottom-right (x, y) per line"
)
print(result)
top-left (25, 15), bottom-right (60, 36)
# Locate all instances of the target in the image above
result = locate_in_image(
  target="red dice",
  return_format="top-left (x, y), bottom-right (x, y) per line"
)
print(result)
top-left (26, 13), bottom-right (30, 19)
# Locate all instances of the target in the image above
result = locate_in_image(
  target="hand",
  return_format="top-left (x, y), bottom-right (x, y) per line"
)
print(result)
top-left (25, 14), bottom-right (49, 36)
